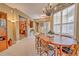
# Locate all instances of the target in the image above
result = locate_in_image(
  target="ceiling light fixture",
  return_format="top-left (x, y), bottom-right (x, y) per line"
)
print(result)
top-left (43, 3), bottom-right (53, 16)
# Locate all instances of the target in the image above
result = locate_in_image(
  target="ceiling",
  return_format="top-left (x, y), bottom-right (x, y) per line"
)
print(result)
top-left (5, 3), bottom-right (56, 19)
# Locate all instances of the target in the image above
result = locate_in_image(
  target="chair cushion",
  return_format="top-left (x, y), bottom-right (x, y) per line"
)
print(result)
top-left (48, 44), bottom-right (54, 51)
top-left (62, 47), bottom-right (73, 54)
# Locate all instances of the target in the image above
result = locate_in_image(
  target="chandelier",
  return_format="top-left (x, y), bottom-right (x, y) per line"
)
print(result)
top-left (42, 3), bottom-right (73, 16)
top-left (43, 3), bottom-right (53, 16)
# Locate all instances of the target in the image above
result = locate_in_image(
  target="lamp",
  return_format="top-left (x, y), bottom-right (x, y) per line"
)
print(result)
top-left (43, 3), bottom-right (53, 16)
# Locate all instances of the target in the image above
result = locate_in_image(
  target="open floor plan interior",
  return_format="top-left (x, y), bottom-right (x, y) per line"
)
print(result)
top-left (0, 3), bottom-right (79, 56)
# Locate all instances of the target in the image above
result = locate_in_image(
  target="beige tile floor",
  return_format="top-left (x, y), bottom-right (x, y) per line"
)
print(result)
top-left (0, 36), bottom-right (39, 56)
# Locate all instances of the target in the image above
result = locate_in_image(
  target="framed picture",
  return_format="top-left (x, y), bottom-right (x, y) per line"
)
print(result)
top-left (19, 15), bottom-right (27, 38)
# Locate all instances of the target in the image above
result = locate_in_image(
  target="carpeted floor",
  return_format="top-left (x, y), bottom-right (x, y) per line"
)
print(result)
top-left (0, 36), bottom-right (39, 56)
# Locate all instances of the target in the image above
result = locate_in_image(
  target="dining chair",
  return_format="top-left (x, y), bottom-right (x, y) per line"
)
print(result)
top-left (39, 39), bottom-right (49, 56)
top-left (71, 44), bottom-right (78, 56)
top-left (47, 44), bottom-right (57, 56)
top-left (35, 35), bottom-right (40, 54)
top-left (60, 44), bottom-right (78, 56)
top-left (39, 39), bottom-right (58, 56)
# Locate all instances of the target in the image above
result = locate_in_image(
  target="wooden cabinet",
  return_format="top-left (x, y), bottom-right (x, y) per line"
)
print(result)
top-left (0, 12), bottom-right (8, 52)
top-left (0, 39), bottom-right (8, 52)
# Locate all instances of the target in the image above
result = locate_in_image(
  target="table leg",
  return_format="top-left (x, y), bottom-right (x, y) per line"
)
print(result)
top-left (59, 45), bottom-right (62, 56)
top-left (55, 46), bottom-right (58, 56)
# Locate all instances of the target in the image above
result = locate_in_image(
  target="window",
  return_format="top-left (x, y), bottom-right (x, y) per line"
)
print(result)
top-left (67, 5), bottom-right (75, 36)
top-left (43, 22), bottom-right (50, 34)
top-left (62, 4), bottom-right (75, 36)
top-left (62, 8), bottom-right (68, 34)
top-left (54, 4), bottom-right (75, 36)
top-left (54, 12), bottom-right (61, 34)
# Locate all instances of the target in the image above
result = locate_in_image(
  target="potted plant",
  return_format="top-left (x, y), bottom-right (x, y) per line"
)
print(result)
top-left (48, 30), bottom-right (54, 35)
top-left (47, 31), bottom-right (55, 38)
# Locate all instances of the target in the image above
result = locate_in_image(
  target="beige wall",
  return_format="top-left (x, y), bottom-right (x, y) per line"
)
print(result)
top-left (0, 3), bottom-right (31, 43)
top-left (76, 4), bottom-right (79, 42)
top-left (0, 3), bottom-right (14, 42)
top-left (13, 8), bottom-right (30, 41)
top-left (49, 16), bottom-right (53, 32)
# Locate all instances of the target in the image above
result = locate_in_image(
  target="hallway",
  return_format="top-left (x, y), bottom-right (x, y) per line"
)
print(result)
top-left (0, 3), bottom-right (79, 56)
top-left (0, 36), bottom-right (38, 56)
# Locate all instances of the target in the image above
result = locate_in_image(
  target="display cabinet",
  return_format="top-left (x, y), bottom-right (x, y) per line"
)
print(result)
top-left (0, 12), bottom-right (8, 52)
